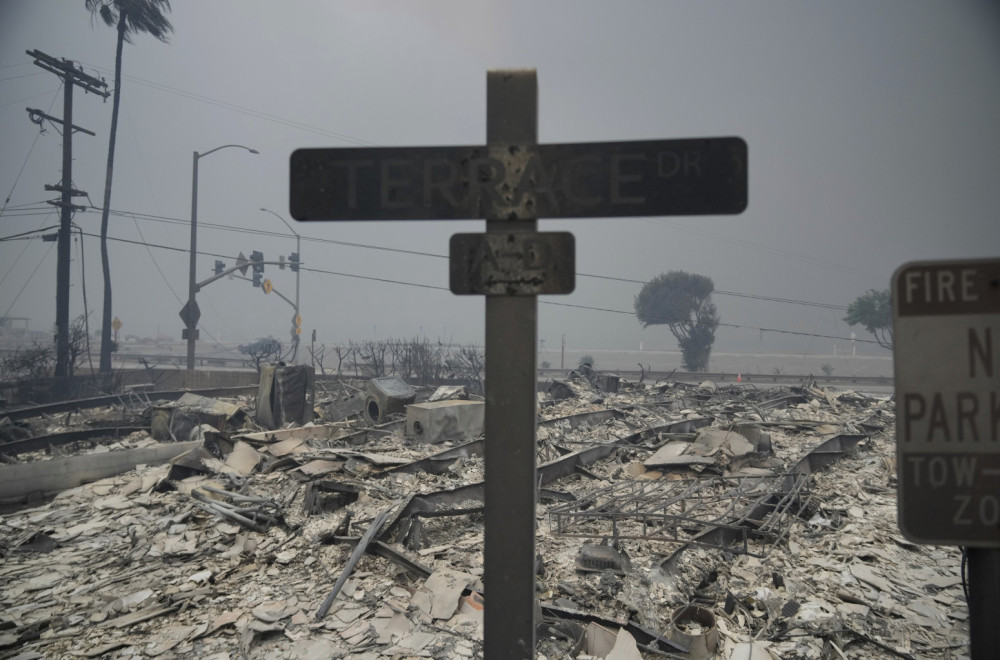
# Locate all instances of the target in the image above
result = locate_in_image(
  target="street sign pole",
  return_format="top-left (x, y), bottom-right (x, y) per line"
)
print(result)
top-left (483, 69), bottom-right (539, 660)
top-left (968, 547), bottom-right (1000, 658)
top-left (893, 258), bottom-right (1000, 658)
top-left (289, 69), bottom-right (748, 659)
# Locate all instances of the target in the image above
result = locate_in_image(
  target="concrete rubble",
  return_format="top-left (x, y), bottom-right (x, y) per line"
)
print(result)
top-left (0, 374), bottom-right (970, 659)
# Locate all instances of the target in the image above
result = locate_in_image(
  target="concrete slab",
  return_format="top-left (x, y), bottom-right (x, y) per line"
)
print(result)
top-left (405, 400), bottom-right (484, 444)
top-left (0, 441), bottom-right (200, 503)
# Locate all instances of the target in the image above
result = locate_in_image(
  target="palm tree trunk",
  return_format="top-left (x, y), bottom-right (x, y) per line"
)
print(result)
top-left (99, 16), bottom-right (126, 376)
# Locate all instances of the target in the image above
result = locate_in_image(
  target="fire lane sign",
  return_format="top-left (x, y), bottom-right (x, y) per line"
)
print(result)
top-left (290, 137), bottom-right (746, 221)
top-left (894, 258), bottom-right (1000, 546)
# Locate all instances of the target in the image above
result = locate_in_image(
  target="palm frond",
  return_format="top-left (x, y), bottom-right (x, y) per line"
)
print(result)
top-left (86, 0), bottom-right (174, 43)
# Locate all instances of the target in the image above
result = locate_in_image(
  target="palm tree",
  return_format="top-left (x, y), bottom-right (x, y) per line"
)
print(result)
top-left (86, 0), bottom-right (173, 375)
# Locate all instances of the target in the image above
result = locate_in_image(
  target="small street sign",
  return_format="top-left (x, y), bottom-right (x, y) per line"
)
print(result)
top-left (450, 231), bottom-right (575, 295)
top-left (262, 278), bottom-right (273, 294)
top-left (893, 257), bottom-right (1000, 547)
top-left (290, 137), bottom-right (746, 221)
top-left (236, 252), bottom-right (250, 276)
top-left (111, 317), bottom-right (122, 331)
top-left (178, 300), bottom-right (200, 329)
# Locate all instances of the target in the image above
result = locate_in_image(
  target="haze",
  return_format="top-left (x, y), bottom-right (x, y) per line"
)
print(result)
top-left (2, 1), bottom-right (998, 372)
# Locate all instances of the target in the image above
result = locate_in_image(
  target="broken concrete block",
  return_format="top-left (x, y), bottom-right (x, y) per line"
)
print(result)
top-left (365, 377), bottom-right (416, 423)
top-left (406, 400), bottom-right (484, 444)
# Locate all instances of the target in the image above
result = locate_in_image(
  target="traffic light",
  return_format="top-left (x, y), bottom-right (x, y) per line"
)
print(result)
top-left (214, 260), bottom-right (224, 275)
top-left (250, 250), bottom-right (264, 273)
top-left (290, 252), bottom-right (300, 272)
top-left (253, 270), bottom-right (262, 287)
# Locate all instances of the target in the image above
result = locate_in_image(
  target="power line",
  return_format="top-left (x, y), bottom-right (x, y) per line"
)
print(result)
top-left (0, 71), bottom-right (45, 83)
top-left (70, 204), bottom-right (849, 311)
top-left (1, 84), bottom-right (62, 215)
top-left (0, 225), bottom-right (60, 242)
top-left (574, 272), bottom-right (845, 310)
top-left (54, 230), bottom-right (871, 346)
top-left (77, 62), bottom-right (379, 147)
top-left (0, 88), bottom-right (62, 110)
top-left (1, 241), bottom-right (55, 321)
top-left (44, 65), bottom-right (880, 289)
top-left (540, 300), bottom-right (878, 345)
top-left (87, 75), bottom-right (878, 285)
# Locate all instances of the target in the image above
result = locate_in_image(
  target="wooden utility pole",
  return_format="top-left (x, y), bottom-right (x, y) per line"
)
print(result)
top-left (26, 50), bottom-right (108, 394)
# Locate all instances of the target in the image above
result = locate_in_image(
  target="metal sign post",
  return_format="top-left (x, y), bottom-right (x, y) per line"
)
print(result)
top-left (289, 68), bottom-right (748, 660)
top-left (893, 258), bottom-right (1000, 658)
top-left (482, 69), bottom-right (542, 659)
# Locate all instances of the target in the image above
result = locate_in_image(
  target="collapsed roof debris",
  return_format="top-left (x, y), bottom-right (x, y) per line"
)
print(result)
top-left (0, 373), bottom-right (969, 659)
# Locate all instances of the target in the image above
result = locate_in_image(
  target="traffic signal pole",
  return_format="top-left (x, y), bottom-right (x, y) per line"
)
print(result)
top-left (185, 150), bottom-right (200, 371)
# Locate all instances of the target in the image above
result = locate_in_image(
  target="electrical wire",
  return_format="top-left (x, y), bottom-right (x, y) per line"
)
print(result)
top-left (1, 83), bottom-right (62, 216)
top-left (0, 72), bottom-right (45, 83)
top-left (11, 229), bottom-right (874, 346)
top-left (0, 88), bottom-right (63, 110)
top-left (1, 241), bottom-right (55, 321)
top-left (73, 204), bottom-right (849, 311)
top-left (0, 221), bottom-right (59, 288)
top-left (78, 61), bottom-right (379, 147)
top-left (539, 299), bottom-right (879, 344)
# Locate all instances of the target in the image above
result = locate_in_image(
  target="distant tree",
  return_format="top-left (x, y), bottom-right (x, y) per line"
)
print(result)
top-left (67, 315), bottom-right (91, 377)
top-left (577, 354), bottom-right (595, 369)
top-left (635, 271), bottom-right (719, 372)
top-left (86, 0), bottom-right (174, 375)
top-left (844, 288), bottom-right (893, 350)
top-left (0, 344), bottom-right (54, 381)
top-left (244, 340), bottom-right (289, 375)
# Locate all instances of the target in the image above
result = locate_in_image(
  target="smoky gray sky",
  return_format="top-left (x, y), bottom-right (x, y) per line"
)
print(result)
top-left (1, 1), bottom-right (998, 367)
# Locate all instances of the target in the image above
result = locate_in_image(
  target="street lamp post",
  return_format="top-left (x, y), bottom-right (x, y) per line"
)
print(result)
top-left (260, 207), bottom-right (301, 364)
top-left (186, 144), bottom-right (258, 371)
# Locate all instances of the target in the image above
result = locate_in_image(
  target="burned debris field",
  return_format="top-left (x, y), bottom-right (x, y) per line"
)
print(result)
top-left (0, 372), bottom-right (969, 659)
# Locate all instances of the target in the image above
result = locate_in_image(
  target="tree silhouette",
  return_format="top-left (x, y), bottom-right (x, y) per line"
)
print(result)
top-left (844, 288), bottom-right (893, 350)
top-left (85, 0), bottom-right (173, 374)
top-left (635, 271), bottom-right (719, 372)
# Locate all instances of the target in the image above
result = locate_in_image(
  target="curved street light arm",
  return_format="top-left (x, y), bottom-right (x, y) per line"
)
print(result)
top-left (197, 144), bottom-right (259, 160)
